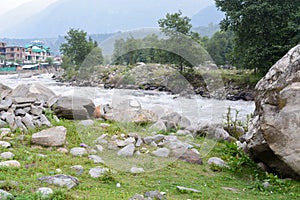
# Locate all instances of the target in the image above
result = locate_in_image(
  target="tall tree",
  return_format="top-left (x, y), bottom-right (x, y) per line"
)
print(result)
top-left (216, 0), bottom-right (300, 73)
top-left (60, 28), bottom-right (100, 70)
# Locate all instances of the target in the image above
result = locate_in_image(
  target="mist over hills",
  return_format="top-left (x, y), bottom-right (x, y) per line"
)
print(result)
top-left (0, 0), bottom-right (221, 39)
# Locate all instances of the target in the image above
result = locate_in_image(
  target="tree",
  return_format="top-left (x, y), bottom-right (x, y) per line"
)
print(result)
top-left (216, 0), bottom-right (300, 73)
top-left (60, 28), bottom-right (100, 70)
top-left (158, 11), bottom-right (206, 71)
top-left (204, 31), bottom-right (234, 66)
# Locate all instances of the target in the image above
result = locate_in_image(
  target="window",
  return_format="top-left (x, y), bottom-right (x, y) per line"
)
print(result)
top-left (10, 48), bottom-right (14, 51)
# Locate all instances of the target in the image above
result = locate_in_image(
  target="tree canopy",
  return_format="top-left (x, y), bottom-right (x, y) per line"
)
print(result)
top-left (60, 28), bottom-right (103, 70)
top-left (216, 0), bottom-right (300, 73)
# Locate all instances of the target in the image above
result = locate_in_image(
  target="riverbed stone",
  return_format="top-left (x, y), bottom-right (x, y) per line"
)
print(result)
top-left (0, 160), bottom-right (21, 167)
top-left (0, 141), bottom-right (11, 148)
top-left (130, 167), bottom-right (145, 173)
top-left (31, 126), bottom-right (67, 147)
top-left (10, 83), bottom-right (56, 102)
top-left (245, 44), bottom-right (300, 179)
top-left (0, 189), bottom-right (13, 200)
top-left (38, 174), bottom-right (79, 189)
top-left (151, 148), bottom-right (170, 157)
top-left (78, 119), bottom-right (94, 126)
top-left (36, 187), bottom-right (53, 197)
top-left (52, 95), bottom-right (95, 120)
top-left (0, 152), bottom-right (14, 160)
top-left (149, 120), bottom-right (167, 132)
top-left (207, 157), bottom-right (228, 168)
top-left (117, 143), bottom-right (135, 157)
top-left (70, 147), bottom-right (87, 157)
top-left (88, 155), bottom-right (104, 163)
top-left (89, 167), bottom-right (109, 178)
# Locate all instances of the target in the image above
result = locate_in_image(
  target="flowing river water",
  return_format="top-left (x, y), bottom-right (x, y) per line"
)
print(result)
top-left (0, 73), bottom-right (255, 125)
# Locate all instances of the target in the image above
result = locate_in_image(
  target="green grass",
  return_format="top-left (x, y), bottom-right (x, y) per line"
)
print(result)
top-left (0, 118), bottom-right (299, 200)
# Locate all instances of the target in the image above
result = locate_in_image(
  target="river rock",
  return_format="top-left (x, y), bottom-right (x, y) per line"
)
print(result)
top-left (9, 83), bottom-right (55, 102)
top-left (151, 148), bottom-right (170, 157)
top-left (0, 152), bottom-right (14, 160)
top-left (88, 155), bottom-right (104, 163)
top-left (130, 167), bottom-right (145, 173)
top-left (70, 147), bottom-right (87, 157)
top-left (245, 44), bottom-right (300, 179)
top-left (52, 95), bottom-right (95, 120)
top-left (161, 112), bottom-right (191, 130)
top-left (117, 143), bottom-right (135, 157)
top-left (36, 187), bottom-right (53, 197)
top-left (89, 167), bottom-right (109, 178)
top-left (207, 157), bottom-right (229, 168)
top-left (0, 160), bottom-right (21, 167)
top-left (149, 120), bottom-right (167, 132)
top-left (0, 141), bottom-right (11, 148)
top-left (38, 174), bottom-right (79, 189)
top-left (0, 189), bottom-right (13, 200)
top-left (0, 120), bottom-right (7, 128)
top-left (31, 126), bottom-right (67, 147)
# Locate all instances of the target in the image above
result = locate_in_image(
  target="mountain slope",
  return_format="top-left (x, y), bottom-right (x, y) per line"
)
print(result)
top-left (191, 5), bottom-right (224, 27)
top-left (0, 0), bottom-right (214, 38)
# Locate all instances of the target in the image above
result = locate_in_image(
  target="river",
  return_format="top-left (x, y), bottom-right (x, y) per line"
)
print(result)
top-left (0, 73), bottom-right (255, 124)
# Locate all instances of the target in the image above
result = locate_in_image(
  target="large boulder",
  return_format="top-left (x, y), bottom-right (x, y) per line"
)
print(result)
top-left (52, 96), bottom-right (95, 120)
top-left (245, 45), bottom-right (300, 179)
top-left (9, 83), bottom-right (56, 102)
top-left (31, 126), bottom-right (67, 147)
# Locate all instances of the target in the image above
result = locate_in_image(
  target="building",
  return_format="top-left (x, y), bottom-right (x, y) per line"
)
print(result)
top-left (0, 42), bottom-right (25, 61)
top-left (24, 41), bottom-right (51, 63)
top-left (5, 46), bottom-right (25, 61)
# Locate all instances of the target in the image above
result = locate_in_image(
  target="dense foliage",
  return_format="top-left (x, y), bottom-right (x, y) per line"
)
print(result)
top-left (60, 28), bottom-right (103, 70)
top-left (216, 0), bottom-right (300, 73)
top-left (112, 11), bottom-right (212, 71)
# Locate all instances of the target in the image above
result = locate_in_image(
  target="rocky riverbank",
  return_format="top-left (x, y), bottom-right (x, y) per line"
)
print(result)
top-left (52, 64), bottom-right (258, 101)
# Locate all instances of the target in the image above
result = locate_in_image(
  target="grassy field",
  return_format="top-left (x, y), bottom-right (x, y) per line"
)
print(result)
top-left (1, 118), bottom-right (299, 200)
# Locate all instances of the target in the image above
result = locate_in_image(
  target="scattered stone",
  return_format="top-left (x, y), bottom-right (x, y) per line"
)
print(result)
top-left (38, 174), bottom-right (79, 189)
top-left (22, 113), bottom-right (35, 130)
top-left (88, 155), bottom-right (104, 163)
top-left (95, 145), bottom-right (104, 152)
top-left (57, 147), bottom-right (68, 154)
top-left (117, 143), bottom-right (135, 157)
top-left (207, 157), bottom-right (229, 168)
top-left (0, 152), bottom-right (14, 160)
top-left (0, 120), bottom-right (7, 128)
top-left (143, 136), bottom-right (153, 144)
top-left (0, 160), bottom-right (21, 167)
top-left (173, 149), bottom-right (203, 164)
top-left (52, 95), bottom-right (95, 120)
top-left (36, 187), bottom-right (53, 197)
top-left (263, 181), bottom-right (271, 189)
top-left (15, 116), bottom-right (28, 132)
top-left (40, 114), bottom-right (52, 127)
top-left (0, 189), bottom-right (13, 199)
top-left (176, 186), bottom-right (200, 193)
top-left (153, 134), bottom-right (165, 143)
top-left (30, 106), bottom-right (43, 116)
top-left (130, 167), bottom-right (145, 173)
top-left (207, 127), bottom-right (230, 141)
top-left (149, 120), bottom-right (167, 132)
top-left (116, 183), bottom-right (121, 188)
top-left (175, 129), bottom-right (191, 136)
top-left (31, 126), bottom-right (67, 147)
top-left (135, 137), bottom-right (143, 147)
top-left (0, 128), bottom-right (10, 138)
top-left (129, 194), bottom-right (144, 200)
top-left (70, 147), bottom-right (87, 157)
top-left (144, 190), bottom-right (165, 200)
top-left (0, 141), bottom-right (11, 148)
top-left (99, 123), bottom-right (110, 128)
top-left (151, 148), bottom-right (170, 157)
top-left (78, 120), bottom-right (94, 127)
top-left (70, 165), bottom-right (84, 175)
top-left (89, 167), bottom-right (109, 178)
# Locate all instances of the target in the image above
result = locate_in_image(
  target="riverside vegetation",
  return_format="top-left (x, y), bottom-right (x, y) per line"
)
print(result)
top-left (1, 109), bottom-right (300, 200)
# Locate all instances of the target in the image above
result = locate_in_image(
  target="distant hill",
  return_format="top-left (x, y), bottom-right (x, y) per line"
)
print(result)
top-left (191, 5), bottom-right (224, 27)
top-left (0, 0), bottom-right (214, 38)
top-left (193, 24), bottom-right (220, 37)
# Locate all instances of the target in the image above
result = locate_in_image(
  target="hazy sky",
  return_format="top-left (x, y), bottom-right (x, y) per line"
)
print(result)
top-left (0, 0), bottom-right (58, 14)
